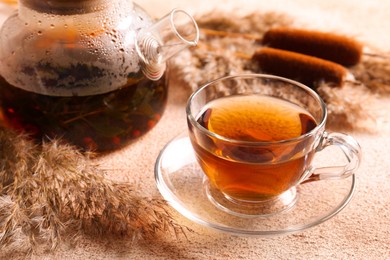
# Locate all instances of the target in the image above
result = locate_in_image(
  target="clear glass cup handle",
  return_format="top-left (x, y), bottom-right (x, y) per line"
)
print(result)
top-left (302, 132), bottom-right (362, 184)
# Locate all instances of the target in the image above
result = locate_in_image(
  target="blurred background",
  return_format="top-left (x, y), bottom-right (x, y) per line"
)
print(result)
top-left (1, 0), bottom-right (389, 51)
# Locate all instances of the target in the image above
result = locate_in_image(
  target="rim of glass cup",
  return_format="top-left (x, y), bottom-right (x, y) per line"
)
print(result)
top-left (186, 74), bottom-right (328, 146)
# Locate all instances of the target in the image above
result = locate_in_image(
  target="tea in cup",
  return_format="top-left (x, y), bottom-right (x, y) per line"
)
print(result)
top-left (186, 74), bottom-right (361, 216)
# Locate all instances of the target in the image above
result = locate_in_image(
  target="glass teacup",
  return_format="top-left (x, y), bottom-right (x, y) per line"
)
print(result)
top-left (186, 74), bottom-right (361, 216)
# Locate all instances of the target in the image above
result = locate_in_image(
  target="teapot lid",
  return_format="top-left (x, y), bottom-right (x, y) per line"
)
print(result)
top-left (20, 0), bottom-right (116, 14)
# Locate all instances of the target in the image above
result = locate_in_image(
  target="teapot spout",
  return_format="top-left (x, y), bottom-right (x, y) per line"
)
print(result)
top-left (136, 9), bottom-right (199, 80)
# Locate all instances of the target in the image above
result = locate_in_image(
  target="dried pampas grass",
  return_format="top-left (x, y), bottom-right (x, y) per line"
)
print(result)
top-left (0, 128), bottom-right (188, 256)
top-left (317, 81), bottom-right (374, 130)
top-left (174, 11), bottom-right (292, 92)
top-left (351, 54), bottom-right (390, 94)
top-left (172, 11), bottom-right (390, 130)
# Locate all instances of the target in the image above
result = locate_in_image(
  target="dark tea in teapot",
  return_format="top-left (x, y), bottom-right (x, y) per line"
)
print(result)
top-left (0, 73), bottom-right (167, 151)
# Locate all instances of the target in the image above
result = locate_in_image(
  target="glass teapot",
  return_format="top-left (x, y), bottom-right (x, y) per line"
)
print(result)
top-left (0, 0), bottom-right (199, 152)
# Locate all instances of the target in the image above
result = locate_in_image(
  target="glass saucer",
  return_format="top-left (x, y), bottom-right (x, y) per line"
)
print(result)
top-left (154, 132), bottom-right (356, 237)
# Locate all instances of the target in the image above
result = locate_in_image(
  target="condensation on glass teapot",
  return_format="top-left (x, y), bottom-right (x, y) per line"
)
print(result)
top-left (0, 0), bottom-right (199, 152)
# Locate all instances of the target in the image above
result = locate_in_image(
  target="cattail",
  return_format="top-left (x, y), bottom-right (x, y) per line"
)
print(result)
top-left (262, 27), bottom-right (363, 66)
top-left (252, 47), bottom-right (348, 87)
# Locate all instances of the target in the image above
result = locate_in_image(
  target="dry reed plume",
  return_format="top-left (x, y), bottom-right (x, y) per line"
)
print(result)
top-left (0, 127), bottom-right (187, 256)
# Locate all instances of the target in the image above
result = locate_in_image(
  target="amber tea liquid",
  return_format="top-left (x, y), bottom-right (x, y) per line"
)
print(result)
top-left (0, 74), bottom-right (167, 152)
top-left (191, 95), bottom-right (317, 201)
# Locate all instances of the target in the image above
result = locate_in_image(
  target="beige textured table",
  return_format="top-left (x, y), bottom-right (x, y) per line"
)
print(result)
top-left (1, 0), bottom-right (390, 259)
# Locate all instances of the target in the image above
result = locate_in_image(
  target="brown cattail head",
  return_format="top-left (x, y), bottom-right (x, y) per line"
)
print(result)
top-left (262, 27), bottom-right (363, 66)
top-left (252, 47), bottom-right (348, 88)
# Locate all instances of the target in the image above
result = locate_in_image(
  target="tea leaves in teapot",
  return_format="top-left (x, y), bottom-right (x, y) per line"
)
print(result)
top-left (0, 72), bottom-right (167, 152)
